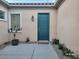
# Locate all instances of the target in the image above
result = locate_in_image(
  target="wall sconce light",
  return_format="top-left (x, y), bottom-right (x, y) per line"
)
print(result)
top-left (32, 15), bottom-right (34, 22)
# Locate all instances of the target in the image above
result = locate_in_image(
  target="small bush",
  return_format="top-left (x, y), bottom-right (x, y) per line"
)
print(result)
top-left (53, 39), bottom-right (59, 45)
top-left (26, 37), bottom-right (30, 42)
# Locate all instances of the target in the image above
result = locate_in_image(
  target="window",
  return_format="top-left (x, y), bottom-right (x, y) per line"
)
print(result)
top-left (11, 14), bottom-right (20, 31)
top-left (0, 10), bottom-right (5, 19)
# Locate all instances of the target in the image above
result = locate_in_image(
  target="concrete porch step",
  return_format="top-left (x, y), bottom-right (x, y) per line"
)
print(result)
top-left (38, 40), bottom-right (49, 44)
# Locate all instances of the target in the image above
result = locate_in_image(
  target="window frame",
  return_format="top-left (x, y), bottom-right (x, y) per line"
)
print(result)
top-left (0, 10), bottom-right (5, 21)
top-left (9, 13), bottom-right (22, 32)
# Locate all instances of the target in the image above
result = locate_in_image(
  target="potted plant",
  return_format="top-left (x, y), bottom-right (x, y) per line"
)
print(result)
top-left (8, 26), bottom-right (21, 46)
top-left (53, 39), bottom-right (59, 45)
top-left (26, 37), bottom-right (30, 43)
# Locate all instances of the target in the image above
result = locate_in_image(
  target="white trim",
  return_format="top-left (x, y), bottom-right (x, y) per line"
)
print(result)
top-left (9, 12), bottom-right (22, 32)
top-left (5, 11), bottom-right (7, 21)
top-left (1, 0), bottom-right (9, 6)
top-left (0, 19), bottom-right (5, 21)
top-left (54, 0), bottom-right (58, 5)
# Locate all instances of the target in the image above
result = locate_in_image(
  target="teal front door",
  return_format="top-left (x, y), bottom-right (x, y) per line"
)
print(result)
top-left (38, 13), bottom-right (49, 41)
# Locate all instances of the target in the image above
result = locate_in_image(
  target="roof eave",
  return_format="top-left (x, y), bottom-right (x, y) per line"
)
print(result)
top-left (55, 0), bottom-right (65, 9)
top-left (0, 0), bottom-right (9, 6)
top-left (0, 0), bottom-right (65, 8)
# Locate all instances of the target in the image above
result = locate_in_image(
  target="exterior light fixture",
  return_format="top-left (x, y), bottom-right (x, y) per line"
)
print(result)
top-left (32, 15), bottom-right (34, 22)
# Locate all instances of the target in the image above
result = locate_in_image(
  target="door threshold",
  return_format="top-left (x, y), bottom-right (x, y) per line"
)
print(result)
top-left (38, 40), bottom-right (49, 44)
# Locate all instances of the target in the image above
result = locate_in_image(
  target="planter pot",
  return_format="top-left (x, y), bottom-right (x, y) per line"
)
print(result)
top-left (53, 39), bottom-right (59, 45)
top-left (26, 37), bottom-right (30, 43)
top-left (12, 39), bottom-right (19, 46)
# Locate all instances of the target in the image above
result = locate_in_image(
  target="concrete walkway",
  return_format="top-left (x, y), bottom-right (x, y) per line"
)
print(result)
top-left (0, 44), bottom-right (59, 59)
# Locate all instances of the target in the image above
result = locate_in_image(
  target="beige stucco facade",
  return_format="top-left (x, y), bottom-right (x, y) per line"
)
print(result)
top-left (0, 4), bottom-right (9, 45)
top-left (0, 0), bottom-right (79, 54)
top-left (9, 8), bottom-right (57, 42)
top-left (57, 0), bottom-right (79, 54)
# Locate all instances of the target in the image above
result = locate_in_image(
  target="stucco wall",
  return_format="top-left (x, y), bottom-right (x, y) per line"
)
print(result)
top-left (9, 8), bottom-right (57, 42)
top-left (57, 0), bottom-right (79, 54)
top-left (0, 4), bottom-right (9, 45)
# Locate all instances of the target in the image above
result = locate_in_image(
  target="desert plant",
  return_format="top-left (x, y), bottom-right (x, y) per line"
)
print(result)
top-left (63, 49), bottom-right (74, 56)
top-left (58, 44), bottom-right (74, 56)
top-left (26, 37), bottom-right (30, 43)
top-left (8, 26), bottom-right (21, 46)
top-left (53, 39), bottom-right (59, 45)
top-left (58, 44), bottom-right (65, 50)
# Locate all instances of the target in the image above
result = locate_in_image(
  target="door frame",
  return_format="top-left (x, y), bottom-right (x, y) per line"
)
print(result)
top-left (37, 13), bottom-right (50, 41)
